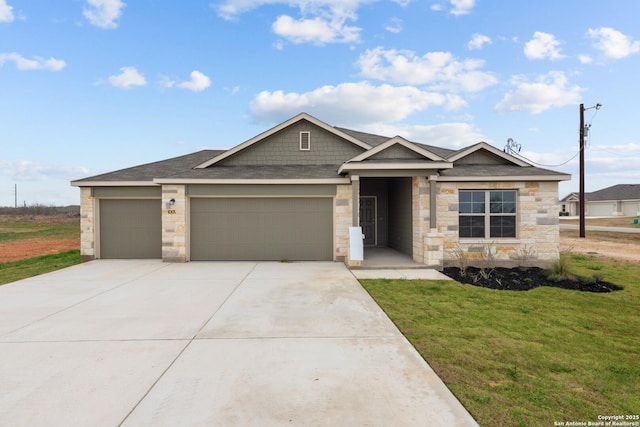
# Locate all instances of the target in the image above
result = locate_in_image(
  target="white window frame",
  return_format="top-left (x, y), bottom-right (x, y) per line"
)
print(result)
top-left (299, 131), bottom-right (311, 151)
top-left (458, 190), bottom-right (517, 239)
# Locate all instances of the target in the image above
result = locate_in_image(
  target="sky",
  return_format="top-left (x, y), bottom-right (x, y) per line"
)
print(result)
top-left (1, 0), bottom-right (639, 206)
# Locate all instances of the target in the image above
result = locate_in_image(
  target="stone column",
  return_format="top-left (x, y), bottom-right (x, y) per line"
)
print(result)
top-left (79, 187), bottom-right (95, 262)
top-left (161, 185), bottom-right (187, 262)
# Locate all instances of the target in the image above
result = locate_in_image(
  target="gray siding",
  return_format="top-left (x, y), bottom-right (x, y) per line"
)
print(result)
top-left (99, 199), bottom-right (161, 259)
top-left (219, 120), bottom-right (364, 166)
top-left (190, 197), bottom-right (333, 261)
top-left (453, 150), bottom-right (510, 165)
top-left (369, 144), bottom-right (423, 160)
top-left (388, 178), bottom-right (413, 256)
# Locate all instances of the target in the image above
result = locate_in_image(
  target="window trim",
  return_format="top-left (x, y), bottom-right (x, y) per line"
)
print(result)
top-left (299, 131), bottom-right (311, 151)
top-left (458, 190), bottom-right (517, 239)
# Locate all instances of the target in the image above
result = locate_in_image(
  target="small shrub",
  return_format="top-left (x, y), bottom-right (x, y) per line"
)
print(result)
top-left (450, 244), bottom-right (470, 276)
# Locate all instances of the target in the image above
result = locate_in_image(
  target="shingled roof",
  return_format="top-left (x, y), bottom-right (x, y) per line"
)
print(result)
top-left (585, 184), bottom-right (640, 201)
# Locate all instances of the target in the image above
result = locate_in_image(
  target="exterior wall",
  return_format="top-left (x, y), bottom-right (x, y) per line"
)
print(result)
top-left (220, 120), bottom-right (364, 166)
top-left (162, 185), bottom-right (187, 262)
top-left (79, 187), bottom-right (95, 262)
top-left (438, 181), bottom-right (561, 268)
top-left (388, 178), bottom-right (412, 256)
top-left (335, 184), bottom-right (358, 266)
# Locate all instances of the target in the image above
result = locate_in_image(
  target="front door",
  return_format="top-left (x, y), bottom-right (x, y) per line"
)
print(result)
top-left (360, 197), bottom-right (376, 246)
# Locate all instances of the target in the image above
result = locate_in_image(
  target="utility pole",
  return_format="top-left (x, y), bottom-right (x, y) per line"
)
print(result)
top-left (579, 104), bottom-right (585, 238)
top-left (579, 102), bottom-right (602, 239)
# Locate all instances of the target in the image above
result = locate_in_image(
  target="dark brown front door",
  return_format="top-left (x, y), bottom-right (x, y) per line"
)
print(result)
top-left (360, 197), bottom-right (376, 246)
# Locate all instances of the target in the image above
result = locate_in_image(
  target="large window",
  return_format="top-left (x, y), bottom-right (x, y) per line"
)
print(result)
top-left (459, 190), bottom-right (517, 238)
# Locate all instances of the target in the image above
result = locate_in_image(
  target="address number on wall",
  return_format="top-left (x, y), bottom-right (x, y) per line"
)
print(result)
top-left (167, 209), bottom-right (176, 214)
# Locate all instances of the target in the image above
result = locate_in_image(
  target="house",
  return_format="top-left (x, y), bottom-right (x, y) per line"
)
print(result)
top-left (71, 113), bottom-right (570, 269)
top-left (561, 184), bottom-right (640, 217)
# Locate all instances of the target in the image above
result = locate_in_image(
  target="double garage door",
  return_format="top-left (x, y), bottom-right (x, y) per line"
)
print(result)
top-left (190, 198), bottom-right (333, 261)
top-left (98, 197), bottom-right (333, 261)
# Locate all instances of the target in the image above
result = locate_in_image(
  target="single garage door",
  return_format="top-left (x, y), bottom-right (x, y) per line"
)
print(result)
top-left (99, 199), bottom-right (162, 259)
top-left (190, 198), bottom-right (333, 261)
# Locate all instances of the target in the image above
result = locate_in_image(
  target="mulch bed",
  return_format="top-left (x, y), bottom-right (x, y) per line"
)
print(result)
top-left (443, 267), bottom-right (623, 293)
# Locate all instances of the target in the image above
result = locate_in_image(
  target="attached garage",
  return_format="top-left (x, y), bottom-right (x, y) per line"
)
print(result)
top-left (190, 197), bottom-right (333, 261)
top-left (99, 199), bottom-right (162, 259)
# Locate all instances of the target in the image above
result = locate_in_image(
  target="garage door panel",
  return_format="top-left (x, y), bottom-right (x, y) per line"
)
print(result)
top-left (190, 198), bottom-right (332, 261)
top-left (100, 199), bottom-right (162, 259)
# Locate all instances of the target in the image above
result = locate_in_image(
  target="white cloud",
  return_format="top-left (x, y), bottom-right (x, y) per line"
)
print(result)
top-left (107, 66), bottom-right (146, 88)
top-left (272, 14), bottom-right (360, 44)
top-left (214, 0), bottom-right (374, 44)
top-left (391, 0), bottom-right (411, 6)
top-left (468, 33), bottom-right (491, 50)
top-left (83, 0), bottom-right (126, 29)
top-left (0, 0), bottom-right (14, 23)
top-left (578, 54), bottom-right (593, 64)
top-left (384, 17), bottom-right (403, 34)
top-left (0, 53), bottom-right (66, 71)
top-left (524, 32), bottom-right (565, 60)
top-left (249, 81), bottom-right (459, 125)
top-left (587, 27), bottom-right (640, 59)
top-left (357, 47), bottom-right (498, 92)
top-left (177, 70), bottom-right (211, 92)
top-left (0, 160), bottom-right (89, 181)
top-left (158, 75), bottom-right (176, 89)
top-left (365, 122), bottom-right (487, 148)
top-left (450, 0), bottom-right (475, 15)
top-left (495, 71), bottom-right (583, 114)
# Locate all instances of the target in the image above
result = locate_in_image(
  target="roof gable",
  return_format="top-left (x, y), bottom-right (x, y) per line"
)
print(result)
top-left (346, 136), bottom-right (447, 163)
top-left (196, 113), bottom-right (371, 168)
top-left (447, 142), bottom-right (530, 167)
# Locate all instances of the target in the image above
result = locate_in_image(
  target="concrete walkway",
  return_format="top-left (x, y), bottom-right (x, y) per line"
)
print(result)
top-left (0, 260), bottom-right (477, 427)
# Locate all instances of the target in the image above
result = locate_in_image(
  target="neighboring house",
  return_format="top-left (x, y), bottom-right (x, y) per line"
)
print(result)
top-left (71, 113), bottom-right (570, 268)
top-left (561, 184), bottom-right (640, 217)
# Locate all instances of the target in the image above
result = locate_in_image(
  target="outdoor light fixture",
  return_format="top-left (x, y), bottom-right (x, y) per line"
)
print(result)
top-left (169, 198), bottom-right (176, 205)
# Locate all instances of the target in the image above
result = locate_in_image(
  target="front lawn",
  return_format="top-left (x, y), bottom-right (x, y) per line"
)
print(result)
top-left (0, 250), bottom-right (81, 285)
top-left (360, 254), bottom-right (640, 427)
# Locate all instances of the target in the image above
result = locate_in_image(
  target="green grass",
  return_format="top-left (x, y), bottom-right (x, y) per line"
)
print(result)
top-left (0, 219), bottom-right (79, 242)
top-left (360, 255), bottom-right (640, 427)
top-left (0, 250), bottom-right (81, 285)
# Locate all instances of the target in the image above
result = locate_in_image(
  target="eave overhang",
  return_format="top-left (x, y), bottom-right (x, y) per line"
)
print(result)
top-left (71, 180), bottom-right (157, 187)
top-left (337, 162), bottom-right (453, 174)
top-left (437, 174), bottom-right (572, 182)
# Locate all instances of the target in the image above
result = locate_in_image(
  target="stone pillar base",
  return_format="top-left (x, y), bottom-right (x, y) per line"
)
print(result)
top-left (424, 229), bottom-right (444, 270)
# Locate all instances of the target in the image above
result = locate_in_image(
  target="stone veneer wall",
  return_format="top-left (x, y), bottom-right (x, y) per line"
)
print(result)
top-left (412, 177), bottom-right (428, 263)
top-left (161, 185), bottom-right (187, 262)
top-left (335, 184), bottom-right (358, 266)
top-left (437, 181), bottom-right (560, 268)
top-left (79, 187), bottom-right (95, 261)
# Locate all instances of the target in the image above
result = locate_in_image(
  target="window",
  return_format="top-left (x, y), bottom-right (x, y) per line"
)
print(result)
top-left (459, 190), bottom-right (517, 238)
top-left (299, 131), bottom-right (310, 151)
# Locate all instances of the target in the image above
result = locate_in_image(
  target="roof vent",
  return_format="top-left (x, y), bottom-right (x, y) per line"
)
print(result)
top-left (299, 131), bottom-right (310, 151)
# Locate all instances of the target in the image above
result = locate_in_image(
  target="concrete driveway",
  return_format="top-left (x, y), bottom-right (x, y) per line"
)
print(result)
top-left (0, 261), bottom-right (477, 426)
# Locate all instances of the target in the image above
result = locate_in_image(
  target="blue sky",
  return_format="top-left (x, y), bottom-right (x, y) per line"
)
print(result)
top-left (1, 0), bottom-right (639, 206)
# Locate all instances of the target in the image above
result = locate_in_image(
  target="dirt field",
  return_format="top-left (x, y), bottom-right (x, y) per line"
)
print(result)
top-left (0, 215), bottom-right (80, 263)
top-left (561, 233), bottom-right (640, 263)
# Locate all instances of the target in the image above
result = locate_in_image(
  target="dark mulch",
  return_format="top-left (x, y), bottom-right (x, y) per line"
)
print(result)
top-left (443, 267), bottom-right (623, 293)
